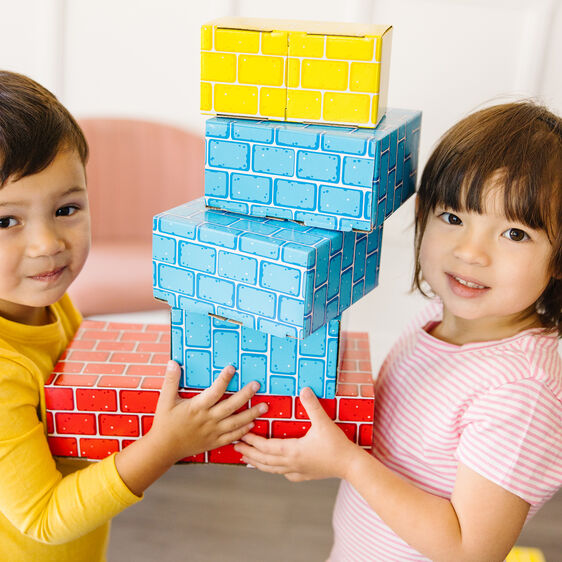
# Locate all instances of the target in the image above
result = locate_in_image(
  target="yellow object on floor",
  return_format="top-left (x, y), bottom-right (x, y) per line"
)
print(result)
top-left (506, 546), bottom-right (546, 562)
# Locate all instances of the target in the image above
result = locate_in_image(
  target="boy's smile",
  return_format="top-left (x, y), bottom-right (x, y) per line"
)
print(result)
top-left (0, 149), bottom-right (90, 325)
top-left (419, 186), bottom-right (553, 344)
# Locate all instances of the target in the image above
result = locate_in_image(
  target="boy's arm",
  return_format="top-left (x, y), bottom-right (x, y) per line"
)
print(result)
top-left (236, 387), bottom-right (529, 562)
top-left (0, 358), bottom-right (140, 544)
top-left (115, 361), bottom-right (267, 496)
top-left (0, 359), bottom-right (264, 544)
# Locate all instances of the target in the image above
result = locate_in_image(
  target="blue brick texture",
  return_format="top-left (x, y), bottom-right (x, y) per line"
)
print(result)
top-left (204, 109), bottom-right (422, 232)
top-left (171, 307), bottom-right (341, 398)
top-left (153, 197), bottom-right (383, 339)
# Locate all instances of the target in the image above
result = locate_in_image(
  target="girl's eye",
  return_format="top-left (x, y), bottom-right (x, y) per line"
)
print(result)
top-left (0, 216), bottom-right (18, 229)
top-left (439, 212), bottom-right (462, 226)
top-left (502, 228), bottom-right (529, 242)
top-left (56, 205), bottom-right (79, 217)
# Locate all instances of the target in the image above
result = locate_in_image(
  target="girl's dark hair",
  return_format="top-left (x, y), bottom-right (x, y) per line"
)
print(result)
top-left (0, 70), bottom-right (88, 186)
top-left (414, 101), bottom-right (562, 337)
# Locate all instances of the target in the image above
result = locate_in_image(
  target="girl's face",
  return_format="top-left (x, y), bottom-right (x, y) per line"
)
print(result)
top-left (419, 186), bottom-right (553, 342)
top-left (0, 149), bottom-right (90, 325)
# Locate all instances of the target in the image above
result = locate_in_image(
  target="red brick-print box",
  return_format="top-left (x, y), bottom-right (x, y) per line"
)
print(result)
top-left (45, 320), bottom-right (374, 465)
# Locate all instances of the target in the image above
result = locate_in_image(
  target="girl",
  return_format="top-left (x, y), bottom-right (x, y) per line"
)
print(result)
top-left (235, 101), bottom-right (562, 561)
top-left (0, 70), bottom-right (267, 561)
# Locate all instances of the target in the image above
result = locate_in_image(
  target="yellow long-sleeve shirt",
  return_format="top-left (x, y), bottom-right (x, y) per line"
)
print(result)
top-left (0, 294), bottom-right (141, 561)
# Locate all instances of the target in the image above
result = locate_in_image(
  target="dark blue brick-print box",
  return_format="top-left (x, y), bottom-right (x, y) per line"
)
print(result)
top-left (153, 197), bottom-right (382, 339)
top-left (204, 108), bottom-right (422, 232)
top-left (171, 307), bottom-right (345, 398)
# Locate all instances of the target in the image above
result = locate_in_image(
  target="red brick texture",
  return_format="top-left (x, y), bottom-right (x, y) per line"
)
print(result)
top-left (45, 321), bottom-right (375, 465)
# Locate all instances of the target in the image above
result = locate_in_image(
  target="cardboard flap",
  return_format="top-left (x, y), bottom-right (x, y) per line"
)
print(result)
top-left (207, 17), bottom-right (391, 38)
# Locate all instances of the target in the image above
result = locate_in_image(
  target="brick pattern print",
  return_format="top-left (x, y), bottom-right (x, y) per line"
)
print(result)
top-left (171, 308), bottom-right (344, 399)
top-left (204, 109), bottom-right (421, 232)
top-left (201, 17), bottom-right (392, 127)
top-left (45, 321), bottom-right (375, 465)
top-left (153, 197), bottom-right (382, 339)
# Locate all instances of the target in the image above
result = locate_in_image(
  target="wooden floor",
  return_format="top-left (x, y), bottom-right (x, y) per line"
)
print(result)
top-left (108, 463), bottom-right (562, 562)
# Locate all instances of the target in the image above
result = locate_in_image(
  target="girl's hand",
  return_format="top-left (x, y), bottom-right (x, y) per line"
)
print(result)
top-left (234, 387), bottom-right (362, 481)
top-left (148, 361), bottom-right (268, 464)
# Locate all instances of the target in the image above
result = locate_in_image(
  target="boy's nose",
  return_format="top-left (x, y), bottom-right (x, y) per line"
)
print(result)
top-left (27, 223), bottom-right (66, 257)
top-left (452, 231), bottom-right (490, 266)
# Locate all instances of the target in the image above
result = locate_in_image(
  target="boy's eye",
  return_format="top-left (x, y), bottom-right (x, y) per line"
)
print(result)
top-left (56, 205), bottom-right (79, 217)
top-left (439, 212), bottom-right (462, 226)
top-left (0, 216), bottom-right (18, 229)
top-left (502, 228), bottom-right (529, 242)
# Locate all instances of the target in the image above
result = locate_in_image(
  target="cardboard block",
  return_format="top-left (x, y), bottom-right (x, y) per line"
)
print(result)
top-left (171, 307), bottom-right (345, 398)
top-left (153, 197), bottom-right (382, 339)
top-left (201, 17), bottom-right (392, 127)
top-left (205, 108), bottom-right (421, 231)
top-left (45, 321), bottom-right (375, 464)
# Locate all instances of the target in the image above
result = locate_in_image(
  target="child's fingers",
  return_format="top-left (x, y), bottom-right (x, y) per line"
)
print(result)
top-left (237, 448), bottom-right (288, 474)
top-left (217, 401), bottom-right (267, 434)
top-left (285, 472), bottom-right (307, 482)
top-left (299, 387), bottom-right (327, 423)
top-left (197, 365), bottom-right (237, 407)
top-left (239, 432), bottom-right (291, 456)
top-left (155, 360), bottom-right (181, 413)
top-left (211, 379), bottom-right (264, 418)
top-left (213, 422), bottom-right (257, 448)
top-left (235, 439), bottom-right (286, 464)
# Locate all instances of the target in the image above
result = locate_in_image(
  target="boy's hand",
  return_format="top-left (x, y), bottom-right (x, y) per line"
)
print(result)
top-left (149, 361), bottom-right (268, 464)
top-left (234, 387), bottom-right (361, 482)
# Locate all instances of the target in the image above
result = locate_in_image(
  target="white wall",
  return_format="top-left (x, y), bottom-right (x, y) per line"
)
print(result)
top-left (2, 0), bottom-right (561, 367)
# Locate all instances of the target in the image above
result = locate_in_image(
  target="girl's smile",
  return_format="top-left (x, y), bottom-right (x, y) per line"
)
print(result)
top-left (446, 272), bottom-right (490, 297)
top-left (419, 186), bottom-right (553, 344)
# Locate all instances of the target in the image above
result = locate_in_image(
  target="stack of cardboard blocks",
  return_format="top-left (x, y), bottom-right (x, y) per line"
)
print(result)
top-left (45, 17), bottom-right (421, 465)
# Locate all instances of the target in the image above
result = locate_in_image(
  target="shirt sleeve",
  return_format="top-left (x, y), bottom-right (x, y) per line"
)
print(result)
top-left (456, 378), bottom-right (562, 507)
top-left (0, 358), bottom-right (141, 545)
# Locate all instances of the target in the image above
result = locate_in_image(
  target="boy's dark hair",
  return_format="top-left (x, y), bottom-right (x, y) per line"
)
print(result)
top-left (0, 70), bottom-right (88, 186)
top-left (414, 101), bottom-right (562, 337)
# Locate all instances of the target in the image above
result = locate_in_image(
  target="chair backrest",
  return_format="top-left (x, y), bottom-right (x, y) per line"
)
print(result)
top-left (79, 118), bottom-right (205, 245)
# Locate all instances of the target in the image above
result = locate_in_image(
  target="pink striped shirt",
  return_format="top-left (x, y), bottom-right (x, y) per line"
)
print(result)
top-left (330, 301), bottom-right (562, 561)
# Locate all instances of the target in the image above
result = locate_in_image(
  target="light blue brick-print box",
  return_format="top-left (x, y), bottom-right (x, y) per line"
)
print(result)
top-left (171, 308), bottom-right (346, 399)
top-left (153, 197), bottom-right (382, 339)
top-left (204, 108), bottom-right (422, 232)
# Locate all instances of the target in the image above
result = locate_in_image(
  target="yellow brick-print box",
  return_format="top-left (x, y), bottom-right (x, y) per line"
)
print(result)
top-left (201, 17), bottom-right (392, 127)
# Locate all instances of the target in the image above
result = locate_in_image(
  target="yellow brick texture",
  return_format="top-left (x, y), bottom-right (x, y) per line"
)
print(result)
top-left (288, 32), bottom-right (325, 58)
top-left (214, 84), bottom-right (258, 115)
top-left (201, 52), bottom-right (236, 83)
top-left (286, 89), bottom-right (322, 120)
top-left (239, 55), bottom-right (285, 86)
top-left (215, 29), bottom-right (260, 53)
top-left (326, 36), bottom-right (374, 61)
top-left (200, 19), bottom-right (391, 125)
top-left (259, 88), bottom-right (286, 118)
top-left (261, 31), bottom-right (288, 56)
top-left (301, 59), bottom-right (349, 91)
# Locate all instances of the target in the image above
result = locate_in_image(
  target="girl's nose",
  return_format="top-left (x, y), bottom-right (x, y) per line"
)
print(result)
top-left (27, 222), bottom-right (66, 258)
top-left (452, 231), bottom-right (490, 266)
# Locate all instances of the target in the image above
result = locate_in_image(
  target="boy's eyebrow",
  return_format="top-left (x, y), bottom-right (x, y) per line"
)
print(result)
top-left (0, 185), bottom-right (87, 208)
top-left (61, 185), bottom-right (88, 197)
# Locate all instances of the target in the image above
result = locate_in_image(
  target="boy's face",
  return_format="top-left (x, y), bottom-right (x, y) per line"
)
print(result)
top-left (419, 185), bottom-right (553, 340)
top-left (0, 149), bottom-right (90, 324)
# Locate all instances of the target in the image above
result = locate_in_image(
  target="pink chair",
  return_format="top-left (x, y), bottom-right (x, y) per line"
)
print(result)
top-left (68, 118), bottom-right (204, 316)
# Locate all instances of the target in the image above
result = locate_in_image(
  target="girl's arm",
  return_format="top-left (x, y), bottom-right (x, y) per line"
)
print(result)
top-left (235, 387), bottom-right (529, 562)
